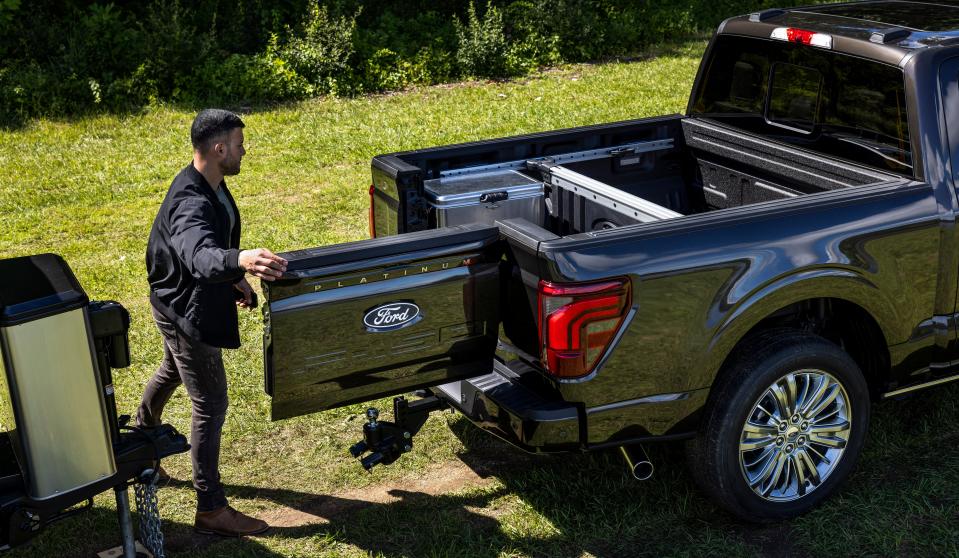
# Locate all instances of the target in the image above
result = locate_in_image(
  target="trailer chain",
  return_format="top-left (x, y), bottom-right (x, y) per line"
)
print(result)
top-left (134, 475), bottom-right (165, 558)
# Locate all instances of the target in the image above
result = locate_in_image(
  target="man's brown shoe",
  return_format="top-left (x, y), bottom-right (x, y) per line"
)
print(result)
top-left (194, 506), bottom-right (269, 537)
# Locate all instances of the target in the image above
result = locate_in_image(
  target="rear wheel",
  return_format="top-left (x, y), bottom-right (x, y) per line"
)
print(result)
top-left (687, 329), bottom-right (870, 522)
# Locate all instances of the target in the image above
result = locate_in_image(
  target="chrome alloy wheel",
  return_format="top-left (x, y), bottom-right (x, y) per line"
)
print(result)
top-left (739, 370), bottom-right (852, 502)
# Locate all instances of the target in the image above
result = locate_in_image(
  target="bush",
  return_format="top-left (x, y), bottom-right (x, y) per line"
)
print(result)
top-left (502, 1), bottom-right (561, 72)
top-left (273, 4), bottom-right (356, 94)
top-left (454, 1), bottom-right (510, 79)
top-left (63, 4), bottom-right (143, 81)
top-left (0, 0), bottom-right (831, 121)
top-left (350, 7), bottom-right (458, 91)
top-left (0, 0), bottom-right (20, 59)
top-left (137, 1), bottom-right (214, 102)
top-left (191, 52), bottom-right (312, 105)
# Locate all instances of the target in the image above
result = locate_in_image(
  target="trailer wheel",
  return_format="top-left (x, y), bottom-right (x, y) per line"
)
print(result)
top-left (686, 329), bottom-right (870, 522)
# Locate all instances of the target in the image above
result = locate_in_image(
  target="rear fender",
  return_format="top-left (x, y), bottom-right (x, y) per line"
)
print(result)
top-left (706, 268), bottom-right (896, 381)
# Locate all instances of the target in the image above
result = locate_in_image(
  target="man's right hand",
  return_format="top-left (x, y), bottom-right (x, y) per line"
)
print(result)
top-left (238, 248), bottom-right (288, 281)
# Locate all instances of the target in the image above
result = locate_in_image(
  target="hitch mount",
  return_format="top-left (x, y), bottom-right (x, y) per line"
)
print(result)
top-left (349, 395), bottom-right (448, 471)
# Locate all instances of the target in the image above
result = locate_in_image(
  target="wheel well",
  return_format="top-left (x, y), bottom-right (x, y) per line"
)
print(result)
top-left (738, 298), bottom-right (890, 397)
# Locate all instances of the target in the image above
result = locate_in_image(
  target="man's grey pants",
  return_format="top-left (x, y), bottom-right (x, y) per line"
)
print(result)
top-left (137, 306), bottom-right (229, 512)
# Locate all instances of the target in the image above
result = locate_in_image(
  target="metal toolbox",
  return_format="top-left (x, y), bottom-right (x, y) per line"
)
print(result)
top-left (424, 169), bottom-right (545, 227)
top-left (0, 254), bottom-right (116, 500)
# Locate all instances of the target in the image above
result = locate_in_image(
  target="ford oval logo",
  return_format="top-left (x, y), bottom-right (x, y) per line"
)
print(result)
top-left (363, 302), bottom-right (422, 332)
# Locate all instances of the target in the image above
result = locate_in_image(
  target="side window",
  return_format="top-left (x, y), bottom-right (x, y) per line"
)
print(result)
top-left (766, 63), bottom-right (823, 133)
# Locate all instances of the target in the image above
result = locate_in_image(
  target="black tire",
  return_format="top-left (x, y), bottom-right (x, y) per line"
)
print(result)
top-left (686, 328), bottom-right (870, 522)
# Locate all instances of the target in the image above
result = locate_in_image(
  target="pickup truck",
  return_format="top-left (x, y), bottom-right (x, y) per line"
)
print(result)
top-left (261, 2), bottom-right (959, 522)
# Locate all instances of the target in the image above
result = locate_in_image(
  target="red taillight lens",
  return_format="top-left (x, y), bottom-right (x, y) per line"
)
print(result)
top-left (771, 27), bottom-right (833, 49)
top-left (368, 184), bottom-right (376, 239)
top-left (538, 278), bottom-right (631, 380)
top-left (786, 28), bottom-right (814, 44)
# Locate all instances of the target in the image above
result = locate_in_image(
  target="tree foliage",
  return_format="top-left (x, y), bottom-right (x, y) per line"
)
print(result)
top-left (0, 0), bottom-right (812, 122)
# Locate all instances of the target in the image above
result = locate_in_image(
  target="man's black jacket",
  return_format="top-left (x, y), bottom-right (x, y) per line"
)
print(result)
top-left (147, 163), bottom-right (245, 348)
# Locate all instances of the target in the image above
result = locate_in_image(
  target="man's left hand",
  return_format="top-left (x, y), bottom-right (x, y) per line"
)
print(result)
top-left (234, 278), bottom-right (255, 309)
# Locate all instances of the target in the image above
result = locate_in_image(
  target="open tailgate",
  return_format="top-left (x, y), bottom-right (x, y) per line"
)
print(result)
top-left (263, 224), bottom-right (502, 420)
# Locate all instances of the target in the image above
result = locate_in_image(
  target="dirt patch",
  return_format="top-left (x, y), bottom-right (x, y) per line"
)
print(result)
top-left (261, 460), bottom-right (495, 528)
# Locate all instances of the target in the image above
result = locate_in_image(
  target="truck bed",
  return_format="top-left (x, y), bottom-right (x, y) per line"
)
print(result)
top-left (374, 116), bottom-right (902, 239)
top-left (368, 115), bottom-right (914, 363)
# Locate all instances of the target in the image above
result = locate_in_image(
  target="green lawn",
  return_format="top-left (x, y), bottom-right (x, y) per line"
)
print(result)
top-left (2, 38), bottom-right (958, 557)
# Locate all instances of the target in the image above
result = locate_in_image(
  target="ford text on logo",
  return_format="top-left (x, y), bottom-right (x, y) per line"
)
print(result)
top-left (363, 302), bottom-right (422, 332)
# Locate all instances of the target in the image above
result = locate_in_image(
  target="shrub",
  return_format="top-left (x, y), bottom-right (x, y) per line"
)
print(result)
top-left (273, 4), bottom-right (357, 93)
top-left (138, 1), bottom-right (214, 102)
top-left (502, 1), bottom-right (561, 72)
top-left (454, 1), bottom-right (510, 79)
top-left (0, 63), bottom-right (96, 122)
top-left (345, 7), bottom-right (459, 92)
top-left (102, 63), bottom-right (164, 111)
top-left (528, 0), bottom-right (612, 61)
top-left (0, 0), bottom-right (831, 120)
top-left (191, 52), bottom-right (312, 105)
top-left (63, 4), bottom-right (143, 81)
top-left (0, 0), bottom-right (20, 51)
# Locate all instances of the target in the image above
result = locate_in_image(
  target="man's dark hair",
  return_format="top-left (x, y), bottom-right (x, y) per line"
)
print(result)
top-left (190, 109), bottom-right (245, 152)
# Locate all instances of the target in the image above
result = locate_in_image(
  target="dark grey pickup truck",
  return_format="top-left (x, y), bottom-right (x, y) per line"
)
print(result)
top-left (262, 2), bottom-right (959, 521)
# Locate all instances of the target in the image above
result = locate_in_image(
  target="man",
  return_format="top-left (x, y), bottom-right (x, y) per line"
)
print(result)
top-left (139, 109), bottom-right (287, 536)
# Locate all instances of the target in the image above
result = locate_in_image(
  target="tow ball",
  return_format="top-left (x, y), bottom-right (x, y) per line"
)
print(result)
top-left (348, 395), bottom-right (448, 471)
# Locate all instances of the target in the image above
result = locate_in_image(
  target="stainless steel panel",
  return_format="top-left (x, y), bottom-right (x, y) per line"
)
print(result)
top-left (549, 165), bottom-right (682, 223)
top-left (425, 170), bottom-right (542, 206)
top-left (425, 170), bottom-right (545, 227)
top-left (0, 308), bottom-right (116, 499)
top-left (435, 196), bottom-right (544, 228)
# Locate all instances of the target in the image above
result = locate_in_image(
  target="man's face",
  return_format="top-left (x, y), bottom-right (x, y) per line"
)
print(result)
top-left (216, 128), bottom-right (246, 176)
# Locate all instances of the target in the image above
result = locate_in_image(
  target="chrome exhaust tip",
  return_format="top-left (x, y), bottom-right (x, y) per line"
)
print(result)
top-left (619, 445), bottom-right (654, 481)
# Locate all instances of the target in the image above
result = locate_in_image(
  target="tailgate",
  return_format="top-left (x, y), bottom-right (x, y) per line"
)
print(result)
top-left (263, 224), bottom-right (502, 420)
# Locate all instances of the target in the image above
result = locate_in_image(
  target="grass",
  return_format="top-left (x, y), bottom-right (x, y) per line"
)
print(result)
top-left (1, 38), bottom-right (958, 557)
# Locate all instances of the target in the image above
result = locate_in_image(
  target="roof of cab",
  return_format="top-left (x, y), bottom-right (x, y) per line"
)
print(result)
top-left (720, 1), bottom-right (959, 66)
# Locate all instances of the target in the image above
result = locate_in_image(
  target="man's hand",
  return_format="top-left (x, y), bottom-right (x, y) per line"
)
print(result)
top-left (234, 278), bottom-right (255, 308)
top-left (238, 248), bottom-right (288, 281)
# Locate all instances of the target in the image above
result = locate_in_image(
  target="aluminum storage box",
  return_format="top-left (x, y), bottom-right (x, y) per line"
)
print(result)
top-left (424, 170), bottom-right (545, 227)
top-left (0, 254), bottom-right (116, 500)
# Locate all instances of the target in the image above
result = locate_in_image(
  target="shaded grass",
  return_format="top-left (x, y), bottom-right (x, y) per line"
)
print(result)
top-left (1, 38), bottom-right (958, 557)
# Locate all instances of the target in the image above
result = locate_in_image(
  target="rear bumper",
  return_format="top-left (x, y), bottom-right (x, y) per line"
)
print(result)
top-left (431, 360), bottom-right (581, 452)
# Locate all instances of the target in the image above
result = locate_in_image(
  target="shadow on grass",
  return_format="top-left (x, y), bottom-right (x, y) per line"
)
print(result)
top-left (120, 428), bottom-right (743, 558)
top-left (23, 382), bottom-right (959, 558)
top-left (0, 97), bottom-right (312, 132)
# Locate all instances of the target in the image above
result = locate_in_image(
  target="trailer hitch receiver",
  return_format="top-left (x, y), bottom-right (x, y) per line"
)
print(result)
top-left (349, 395), bottom-right (448, 471)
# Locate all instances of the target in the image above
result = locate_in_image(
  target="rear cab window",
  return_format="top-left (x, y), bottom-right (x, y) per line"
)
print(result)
top-left (690, 35), bottom-right (912, 176)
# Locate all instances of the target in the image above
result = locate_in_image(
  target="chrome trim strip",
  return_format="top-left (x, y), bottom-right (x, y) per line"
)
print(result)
top-left (703, 186), bottom-right (728, 200)
top-left (930, 358), bottom-right (959, 370)
top-left (881, 373), bottom-right (959, 398)
top-left (755, 181), bottom-right (798, 198)
top-left (586, 390), bottom-right (691, 414)
top-left (550, 166), bottom-right (682, 223)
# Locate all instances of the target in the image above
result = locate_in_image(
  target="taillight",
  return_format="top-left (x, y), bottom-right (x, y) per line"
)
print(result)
top-left (368, 184), bottom-right (376, 238)
top-left (538, 278), bottom-right (631, 380)
top-left (771, 27), bottom-right (833, 49)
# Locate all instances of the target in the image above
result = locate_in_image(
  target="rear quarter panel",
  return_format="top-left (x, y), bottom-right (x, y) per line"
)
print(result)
top-left (538, 181), bottom-right (940, 442)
